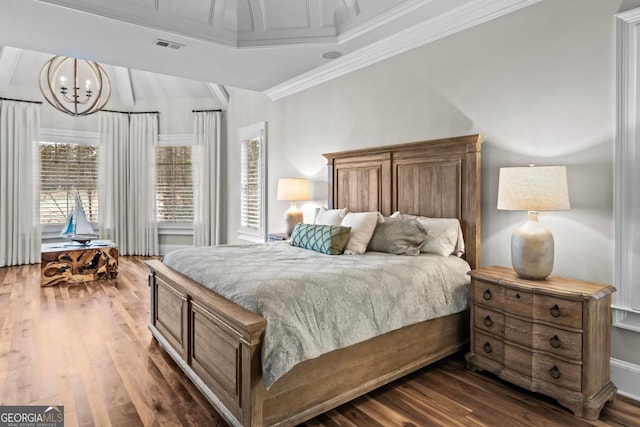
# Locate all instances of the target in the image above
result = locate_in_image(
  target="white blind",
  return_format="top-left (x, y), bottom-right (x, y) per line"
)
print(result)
top-left (240, 138), bottom-right (263, 231)
top-left (40, 142), bottom-right (99, 225)
top-left (156, 146), bottom-right (193, 222)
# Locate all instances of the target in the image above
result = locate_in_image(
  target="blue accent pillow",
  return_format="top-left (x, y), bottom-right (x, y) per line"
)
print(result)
top-left (290, 223), bottom-right (352, 255)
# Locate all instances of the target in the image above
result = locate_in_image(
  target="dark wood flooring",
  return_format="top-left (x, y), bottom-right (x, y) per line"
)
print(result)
top-left (1, 256), bottom-right (639, 426)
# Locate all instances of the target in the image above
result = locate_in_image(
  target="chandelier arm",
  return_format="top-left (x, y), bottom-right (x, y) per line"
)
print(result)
top-left (92, 63), bottom-right (112, 113)
top-left (81, 61), bottom-right (103, 114)
top-left (47, 56), bottom-right (76, 115)
top-left (39, 57), bottom-right (61, 111)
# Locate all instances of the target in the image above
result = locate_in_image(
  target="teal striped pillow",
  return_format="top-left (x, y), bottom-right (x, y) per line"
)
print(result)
top-left (290, 223), bottom-right (352, 255)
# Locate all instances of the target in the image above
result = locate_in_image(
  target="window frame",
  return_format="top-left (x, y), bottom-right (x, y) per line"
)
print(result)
top-left (615, 9), bottom-right (640, 332)
top-left (237, 122), bottom-right (267, 243)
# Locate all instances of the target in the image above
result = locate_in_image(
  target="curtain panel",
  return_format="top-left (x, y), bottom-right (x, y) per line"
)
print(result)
top-left (0, 101), bottom-right (41, 267)
top-left (98, 112), bottom-right (130, 252)
top-left (193, 111), bottom-right (221, 246)
top-left (98, 112), bottom-right (159, 256)
top-left (128, 114), bottom-right (159, 255)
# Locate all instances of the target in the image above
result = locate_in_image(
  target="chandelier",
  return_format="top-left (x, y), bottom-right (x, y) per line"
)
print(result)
top-left (39, 55), bottom-right (111, 117)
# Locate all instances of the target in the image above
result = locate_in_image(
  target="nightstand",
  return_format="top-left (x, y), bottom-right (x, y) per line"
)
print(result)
top-left (267, 232), bottom-right (290, 242)
top-left (465, 266), bottom-right (616, 420)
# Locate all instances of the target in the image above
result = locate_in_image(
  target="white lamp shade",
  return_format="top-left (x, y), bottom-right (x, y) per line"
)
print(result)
top-left (277, 178), bottom-right (310, 201)
top-left (497, 166), bottom-right (570, 211)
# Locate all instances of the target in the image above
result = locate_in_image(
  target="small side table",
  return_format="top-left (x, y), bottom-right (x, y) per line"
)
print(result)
top-left (41, 241), bottom-right (119, 286)
top-left (465, 266), bottom-right (616, 420)
top-left (268, 232), bottom-right (290, 242)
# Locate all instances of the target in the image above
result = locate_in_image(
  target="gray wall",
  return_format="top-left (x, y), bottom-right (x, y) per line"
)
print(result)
top-left (223, 0), bottom-right (640, 366)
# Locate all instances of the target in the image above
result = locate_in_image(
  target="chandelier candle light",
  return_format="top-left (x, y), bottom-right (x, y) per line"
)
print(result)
top-left (39, 55), bottom-right (111, 117)
top-left (277, 178), bottom-right (310, 235)
top-left (497, 165), bottom-right (570, 280)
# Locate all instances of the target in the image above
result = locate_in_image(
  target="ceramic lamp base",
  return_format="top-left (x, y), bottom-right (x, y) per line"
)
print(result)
top-left (511, 212), bottom-right (554, 280)
top-left (284, 203), bottom-right (303, 236)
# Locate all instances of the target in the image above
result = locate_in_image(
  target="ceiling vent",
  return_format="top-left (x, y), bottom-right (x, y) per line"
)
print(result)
top-left (154, 39), bottom-right (184, 50)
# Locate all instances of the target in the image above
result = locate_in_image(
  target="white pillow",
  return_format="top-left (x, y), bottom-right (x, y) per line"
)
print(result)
top-left (314, 207), bottom-right (348, 226)
top-left (400, 215), bottom-right (464, 257)
top-left (341, 212), bottom-right (379, 255)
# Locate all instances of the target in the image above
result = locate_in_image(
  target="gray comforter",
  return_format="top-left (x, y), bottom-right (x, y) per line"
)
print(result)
top-left (162, 243), bottom-right (470, 388)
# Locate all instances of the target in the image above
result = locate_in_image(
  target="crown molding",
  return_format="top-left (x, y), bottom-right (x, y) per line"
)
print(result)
top-left (265, 0), bottom-right (541, 100)
top-left (338, 0), bottom-right (430, 44)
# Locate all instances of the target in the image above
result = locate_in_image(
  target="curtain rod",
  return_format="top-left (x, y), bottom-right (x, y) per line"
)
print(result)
top-left (0, 97), bottom-right (43, 105)
top-left (101, 109), bottom-right (160, 115)
top-left (192, 109), bottom-right (222, 113)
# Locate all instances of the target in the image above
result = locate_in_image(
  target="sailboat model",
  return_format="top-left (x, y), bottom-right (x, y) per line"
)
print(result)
top-left (60, 193), bottom-right (98, 244)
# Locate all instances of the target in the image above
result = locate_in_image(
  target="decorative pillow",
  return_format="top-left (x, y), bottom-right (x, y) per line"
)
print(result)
top-left (367, 218), bottom-right (426, 255)
top-left (340, 212), bottom-right (379, 255)
top-left (314, 207), bottom-right (348, 226)
top-left (400, 214), bottom-right (465, 257)
top-left (290, 223), bottom-right (351, 255)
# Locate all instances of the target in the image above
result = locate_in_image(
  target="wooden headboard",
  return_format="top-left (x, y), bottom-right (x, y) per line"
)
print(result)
top-left (323, 134), bottom-right (482, 270)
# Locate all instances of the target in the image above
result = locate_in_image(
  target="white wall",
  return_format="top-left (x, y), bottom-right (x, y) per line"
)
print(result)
top-left (223, 0), bottom-right (640, 367)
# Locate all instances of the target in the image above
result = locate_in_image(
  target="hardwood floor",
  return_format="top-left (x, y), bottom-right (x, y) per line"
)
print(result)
top-left (1, 256), bottom-right (639, 427)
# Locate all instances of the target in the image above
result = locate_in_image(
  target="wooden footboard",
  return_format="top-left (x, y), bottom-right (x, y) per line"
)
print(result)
top-left (147, 259), bottom-right (469, 427)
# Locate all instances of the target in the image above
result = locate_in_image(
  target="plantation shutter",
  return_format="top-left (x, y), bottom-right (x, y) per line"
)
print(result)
top-left (40, 142), bottom-right (99, 225)
top-left (238, 122), bottom-right (266, 242)
top-left (156, 146), bottom-right (193, 222)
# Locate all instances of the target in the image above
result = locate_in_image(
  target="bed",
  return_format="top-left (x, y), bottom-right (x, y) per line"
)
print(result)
top-left (146, 134), bottom-right (483, 426)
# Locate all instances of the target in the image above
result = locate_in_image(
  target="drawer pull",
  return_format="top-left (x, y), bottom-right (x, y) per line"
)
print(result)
top-left (515, 293), bottom-right (521, 299)
top-left (483, 342), bottom-right (492, 353)
top-left (549, 365), bottom-right (561, 380)
top-left (549, 335), bottom-right (561, 348)
top-left (483, 289), bottom-right (492, 301)
top-left (549, 304), bottom-right (561, 318)
top-left (483, 315), bottom-right (493, 327)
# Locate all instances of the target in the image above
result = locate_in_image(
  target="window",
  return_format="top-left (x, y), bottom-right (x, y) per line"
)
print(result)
top-left (40, 141), bottom-right (99, 225)
top-left (238, 122), bottom-right (267, 242)
top-left (156, 146), bottom-right (193, 223)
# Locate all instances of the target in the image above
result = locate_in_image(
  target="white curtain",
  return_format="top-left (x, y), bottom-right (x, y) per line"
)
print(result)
top-left (98, 112), bottom-right (158, 255)
top-left (192, 111), bottom-right (221, 246)
top-left (0, 101), bottom-right (41, 267)
top-left (98, 112), bottom-right (129, 252)
top-left (128, 114), bottom-right (159, 255)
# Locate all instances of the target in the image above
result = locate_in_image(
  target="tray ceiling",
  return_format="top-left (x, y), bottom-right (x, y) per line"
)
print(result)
top-left (36, 0), bottom-right (419, 47)
top-left (0, 0), bottom-right (541, 97)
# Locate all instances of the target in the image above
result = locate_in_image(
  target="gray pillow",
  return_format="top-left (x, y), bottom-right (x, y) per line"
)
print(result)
top-left (367, 218), bottom-right (426, 255)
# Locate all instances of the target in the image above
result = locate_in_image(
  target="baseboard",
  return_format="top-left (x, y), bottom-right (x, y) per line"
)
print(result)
top-left (610, 358), bottom-right (640, 401)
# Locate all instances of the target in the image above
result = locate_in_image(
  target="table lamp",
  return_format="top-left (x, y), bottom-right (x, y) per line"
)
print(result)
top-left (277, 178), bottom-right (310, 235)
top-left (497, 165), bottom-right (570, 280)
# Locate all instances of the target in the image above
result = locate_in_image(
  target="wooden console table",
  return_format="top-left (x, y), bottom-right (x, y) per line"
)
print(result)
top-left (41, 241), bottom-right (119, 286)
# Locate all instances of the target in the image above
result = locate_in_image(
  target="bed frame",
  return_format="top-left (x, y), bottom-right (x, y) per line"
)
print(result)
top-left (146, 134), bottom-right (482, 426)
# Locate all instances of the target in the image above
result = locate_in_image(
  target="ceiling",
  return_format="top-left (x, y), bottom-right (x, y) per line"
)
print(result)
top-left (0, 0), bottom-right (540, 102)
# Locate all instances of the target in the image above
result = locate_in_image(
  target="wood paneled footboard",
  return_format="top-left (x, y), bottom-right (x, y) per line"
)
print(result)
top-left (148, 259), bottom-right (266, 426)
top-left (147, 259), bottom-right (469, 427)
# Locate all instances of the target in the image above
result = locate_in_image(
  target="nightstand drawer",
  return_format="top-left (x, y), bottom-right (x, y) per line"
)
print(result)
top-left (503, 287), bottom-right (532, 318)
top-left (474, 306), bottom-right (504, 336)
top-left (474, 331), bottom-right (504, 364)
top-left (534, 354), bottom-right (582, 392)
top-left (534, 295), bottom-right (582, 329)
top-left (505, 317), bottom-right (582, 361)
top-left (473, 281), bottom-right (504, 310)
